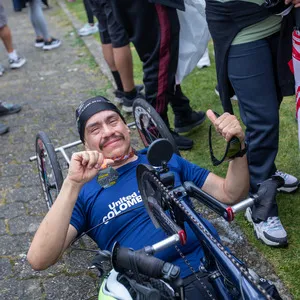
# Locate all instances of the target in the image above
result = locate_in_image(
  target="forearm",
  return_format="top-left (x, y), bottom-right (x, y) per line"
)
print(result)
top-left (27, 179), bottom-right (81, 270)
top-left (223, 144), bottom-right (249, 203)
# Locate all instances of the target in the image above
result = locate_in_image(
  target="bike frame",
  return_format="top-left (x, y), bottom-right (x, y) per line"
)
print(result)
top-left (169, 185), bottom-right (266, 300)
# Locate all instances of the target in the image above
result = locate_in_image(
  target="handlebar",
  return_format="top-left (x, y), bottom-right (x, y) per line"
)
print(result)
top-left (181, 175), bottom-right (284, 222)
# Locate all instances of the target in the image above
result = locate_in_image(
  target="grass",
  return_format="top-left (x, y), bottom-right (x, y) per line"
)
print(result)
top-left (64, 2), bottom-right (300, 298)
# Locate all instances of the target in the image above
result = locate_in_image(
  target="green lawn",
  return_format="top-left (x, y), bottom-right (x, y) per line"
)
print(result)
top-left (65, 1), bottom-right (300, 297)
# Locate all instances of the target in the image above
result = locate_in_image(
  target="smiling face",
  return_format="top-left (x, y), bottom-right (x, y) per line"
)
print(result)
top-left (84, 110), bottom-right (131, 159)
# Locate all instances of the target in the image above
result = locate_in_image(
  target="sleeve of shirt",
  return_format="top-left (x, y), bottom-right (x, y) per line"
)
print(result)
top-left (70, 193), bottom-right (88, 236)
top-left (176, 155), bottom-right (210, 188)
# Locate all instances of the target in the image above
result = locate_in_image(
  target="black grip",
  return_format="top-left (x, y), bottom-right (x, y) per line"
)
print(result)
top-left (112, 243), bottom-right (165, 278)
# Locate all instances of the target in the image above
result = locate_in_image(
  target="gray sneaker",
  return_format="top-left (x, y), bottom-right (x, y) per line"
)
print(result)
top-left (9, 56), bottom-right (26, 69)
top-left (245, 207), bottom-right (288, 247)
top-left (275, 170), bottom-right (299, 193)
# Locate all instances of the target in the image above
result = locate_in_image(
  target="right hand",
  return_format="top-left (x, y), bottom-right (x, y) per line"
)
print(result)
top-left (66, 151), bottom-right (114, 186)
top-left (285, 0), bottom-right (300, 7)
top-left (206, 110), bottom-right (245, 143)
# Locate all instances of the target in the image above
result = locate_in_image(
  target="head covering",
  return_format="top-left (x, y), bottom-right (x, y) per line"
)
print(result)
top-left (75, 96), bottom-right (126, 143)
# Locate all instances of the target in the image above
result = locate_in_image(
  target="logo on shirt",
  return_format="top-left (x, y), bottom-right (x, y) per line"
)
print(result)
top-left (103, 191), bottom-right (142, 224)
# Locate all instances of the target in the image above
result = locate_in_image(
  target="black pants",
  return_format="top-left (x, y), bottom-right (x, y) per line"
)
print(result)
top-left (110, 0), bottom-right (192, 122)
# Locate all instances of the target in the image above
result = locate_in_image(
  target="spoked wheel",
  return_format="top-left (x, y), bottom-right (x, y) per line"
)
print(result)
top-left (132, 98), bottom-right (180, 155)
top-left (36, 131), bottom-right (63, 209)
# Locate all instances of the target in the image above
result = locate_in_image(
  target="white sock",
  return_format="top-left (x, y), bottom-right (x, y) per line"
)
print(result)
top-left (8, 50), bottom-right (18, 61)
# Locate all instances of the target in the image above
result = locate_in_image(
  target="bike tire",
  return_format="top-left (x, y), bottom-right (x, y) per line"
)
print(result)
top-left (36, 131), bottom-right (63, 210)
top-left (132, 98), bottom-right (180, 156)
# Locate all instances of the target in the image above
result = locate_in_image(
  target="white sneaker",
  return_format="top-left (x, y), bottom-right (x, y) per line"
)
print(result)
top-left (0, 64), bottom-right (4, 76)
top-left (275, 170), bottom-right (299, 193)
top-left (9, 56), bottom-right (26, 69)
top-left (197, 48), bottom-right (211, 69)
top-left (214, 85), bottom-right (238, 101)
top-left (78, 23), bottom-right (98, 36)
top-left (245, 208), bottom-right (288, 247)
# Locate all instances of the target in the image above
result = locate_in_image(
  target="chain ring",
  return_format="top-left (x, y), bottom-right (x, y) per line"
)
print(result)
top-left (140, 170), bottom-right (274, 300)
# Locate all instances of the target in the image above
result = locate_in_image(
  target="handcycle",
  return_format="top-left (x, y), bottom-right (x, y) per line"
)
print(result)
top-left (81, 138), bottom-right (283, 300)
top-left (30, 99), bottom-right (283, 299)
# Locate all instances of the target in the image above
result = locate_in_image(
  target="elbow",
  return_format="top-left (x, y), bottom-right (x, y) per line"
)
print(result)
top-left (223, 183), bottom-right (250, 205)
top-left (27, 249), bottom-right (53, 271)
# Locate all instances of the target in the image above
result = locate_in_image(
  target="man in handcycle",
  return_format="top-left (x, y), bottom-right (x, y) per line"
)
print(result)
top-left (28, 96), bottom-right (271, 298)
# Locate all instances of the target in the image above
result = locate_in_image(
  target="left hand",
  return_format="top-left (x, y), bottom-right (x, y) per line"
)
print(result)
top-left (206, 110), bottom-right (245, 143)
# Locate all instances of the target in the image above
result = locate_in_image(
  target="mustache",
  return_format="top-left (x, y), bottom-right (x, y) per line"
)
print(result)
top-left (99, 134), bottom-right (125, 150)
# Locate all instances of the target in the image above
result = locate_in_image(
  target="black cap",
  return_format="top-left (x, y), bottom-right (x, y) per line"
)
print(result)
top-left (75, 96), bottom-right (126, 143)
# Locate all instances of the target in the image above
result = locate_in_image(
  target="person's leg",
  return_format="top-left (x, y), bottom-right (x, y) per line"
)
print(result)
top-left (113, 45), bottom-right (134, 92)
top-left (228, 39), bottom-right (279, 194)
top-left (83, 0), bottom-right (94, 24)
top-left (228, 38), bottom-right (288, 246)
top-left (101, 43), bottom-right (124, 92)
top-left (91, 0), bottom-right (125, 100)
top-left (0, 4), bottom-right (26, 68)
top-left (0, 25), bottom-right (13, 53)
top-left (0, 4), bottom-right (13, 53)
top-left (29, 0), bottom-right (50, 41)
top-left (101, 0), bottom-right (145, 112)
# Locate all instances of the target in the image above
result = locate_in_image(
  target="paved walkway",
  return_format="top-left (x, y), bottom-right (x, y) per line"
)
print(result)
top-left (0, 0), bottom-right (293, 299)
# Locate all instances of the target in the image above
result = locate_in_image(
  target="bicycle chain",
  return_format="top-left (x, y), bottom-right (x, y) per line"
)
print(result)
top-left (143, 171), bottom-right (273, 300)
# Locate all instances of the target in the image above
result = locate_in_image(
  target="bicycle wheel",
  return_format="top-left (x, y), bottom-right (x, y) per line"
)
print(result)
top-left (36, 131), bottom-right (63, 209)
top-left (132, 98), bottom-right (180, 155)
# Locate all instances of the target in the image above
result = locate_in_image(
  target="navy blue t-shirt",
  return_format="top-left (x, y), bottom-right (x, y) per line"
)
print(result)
top-left (70, 151), bottom-right (219, 278)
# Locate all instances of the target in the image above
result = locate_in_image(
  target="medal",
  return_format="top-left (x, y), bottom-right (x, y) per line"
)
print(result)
top-left (97, 148), bottom-right (136, 188)
top-left (97, 165), bottom-right (119, 188)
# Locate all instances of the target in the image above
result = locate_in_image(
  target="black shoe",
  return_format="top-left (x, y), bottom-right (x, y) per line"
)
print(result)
top-left (43, 38), bottom-right (61, 50)
top-left (113, 85), bottom-right (144, 104)
top-left (0, 103), bottom-right (22, 116)
top-left (174, 111), bottom-right (206, 133)
top-left (0, 123), bottom-right (9, 135)
top-left (122, 92), bottom-right (145, 113)
top-left (170, 130), bottom-right (193, 150)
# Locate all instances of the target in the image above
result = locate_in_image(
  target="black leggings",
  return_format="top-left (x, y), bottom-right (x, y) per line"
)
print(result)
top-left (83, 0), bottom-right (94, 24)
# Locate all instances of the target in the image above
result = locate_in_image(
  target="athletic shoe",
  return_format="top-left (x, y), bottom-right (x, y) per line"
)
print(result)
top-left (245, 207), bottom-right (288, 247)
top-left (9, 56), bottom-right (26, 69)
top-left (275, 170), bottom-right (299, 193)
top-left (197, 48), bottom-right (211, 69)
top-left (0, 123), bottom-right (9, 135)
top-left (170, 130), bottom-right (193, 150)
top-left (113, 89), bottom-right (125, 104)
top-left (215, 85), bottom-right (238, 101)
top-left (43, 38), bottom-right (61, 50)
top-left (0, 102), bottom-right (22, 116)
top-left (0, 64), bottom-right (4, 76)
top-left (122, 92), bottom-right (145, 112)
top-left (35, 38), bottom-right (44, 48)
top-left (174, 111), bottom-right (206, 133)
top-left (113, 85), bottom-right (144, 104)
top-left (78, 23), bottom-right (98, 36)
